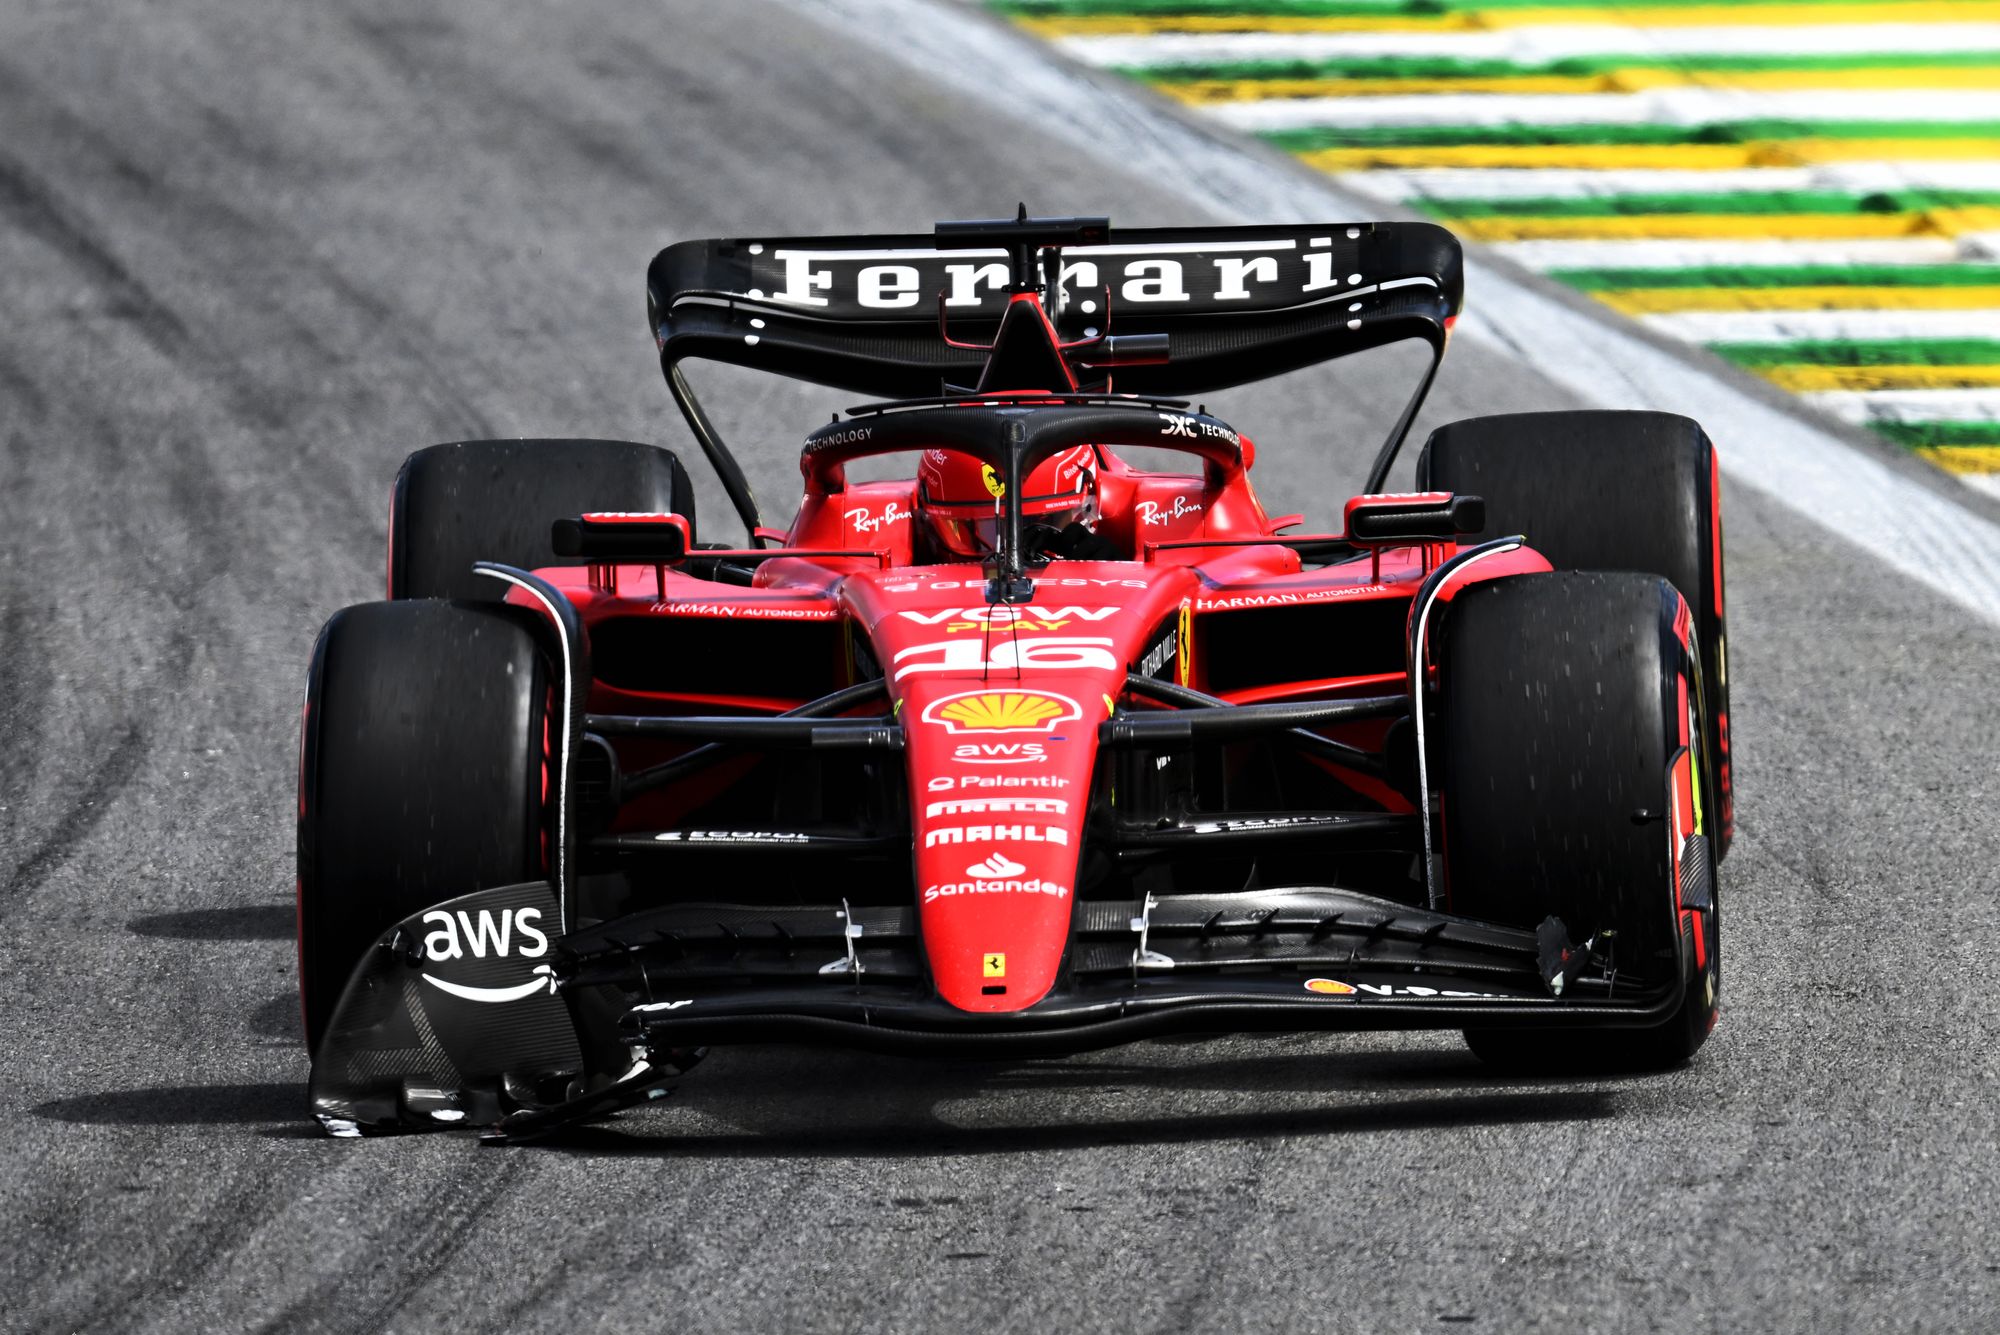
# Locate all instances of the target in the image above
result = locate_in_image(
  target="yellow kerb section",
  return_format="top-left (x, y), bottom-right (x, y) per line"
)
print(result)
top-left (1916, 445), bottom-right (2000, 473)
top-left (1759, 364), bottom-right (2000, 391)
top-left (1160, 67), bottom-right (2000, 104)
top-left (1596, 285), bottom-right (2000, 313)
top-left (1453, 208), bottom-right (2000, 242)
top-left (1023, 3), bottom-right (2000, 36)
top-left (1298, 139), bottom-right (2000, 172)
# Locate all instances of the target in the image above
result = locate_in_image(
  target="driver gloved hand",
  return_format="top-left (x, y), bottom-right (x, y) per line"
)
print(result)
top-left (1044, 521), bottom-right (1125, 562)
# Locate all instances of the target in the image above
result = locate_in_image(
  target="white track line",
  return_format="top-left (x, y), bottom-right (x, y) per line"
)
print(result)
top-left (1342, 164), bottom-right (2000, 202)
top-left (790, 0), bottom-right (2000, 624)
top-left (1487, 238), bottom-right (1973, 269)
top-left (1643, 309), bottom-right (2000, 342)
top-left (1207, 89), bottom-right (2000, 133)
top-left (1807, 388), bottom-right (2000, 423)
top-left (1061, 26), bottom-right (2000, 68)
top-left (1962, 473), bottom-right (2000, 499)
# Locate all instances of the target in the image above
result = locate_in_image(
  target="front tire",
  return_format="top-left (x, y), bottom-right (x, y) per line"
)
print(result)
top-left (1419, 409), bottom-right (1731, 856)
top-left (1438, 571), bottom-right (1721, 1072)
top-left (296, 599), bottom-right (548, 1053)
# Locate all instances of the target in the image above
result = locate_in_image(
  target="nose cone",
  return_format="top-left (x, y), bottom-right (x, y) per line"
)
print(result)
top-left (903, 680), bottom-right (1106, 1011)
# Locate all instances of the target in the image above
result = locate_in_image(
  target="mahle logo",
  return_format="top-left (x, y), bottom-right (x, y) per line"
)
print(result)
top-left (418, 907), bottom-right (554, 1004)
top-left (921, 689), bottom-right (1081, 735)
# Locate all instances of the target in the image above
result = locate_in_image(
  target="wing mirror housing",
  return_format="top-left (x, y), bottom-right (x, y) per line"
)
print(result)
top-left (552, 512), bottom-right (691, 562)
top-left (1343, 491), bottom-right (1484, 546)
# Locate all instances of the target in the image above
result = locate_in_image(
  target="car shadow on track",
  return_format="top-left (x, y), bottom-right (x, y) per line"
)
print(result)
top-left (526, 1041), bottom-right (1653, 1159)
top-left (125, 905), bottom-right (293, 940)
top-left (33, 1083), bottom-right (305, 1127)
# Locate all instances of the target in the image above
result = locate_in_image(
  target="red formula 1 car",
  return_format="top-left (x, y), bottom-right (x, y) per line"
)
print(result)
top-left (299, 213), bottom-right (1730, 1137)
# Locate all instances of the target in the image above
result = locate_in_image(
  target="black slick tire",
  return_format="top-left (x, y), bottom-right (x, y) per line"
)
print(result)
top-left (389, 438), bottom-right (695, 600)
top-left (297, 599), bottom-right (548, 1054)
top-left (1418, 409), bottom-right (1732, 856)
top-left (1438, 571), bottom-right (1721, 1072)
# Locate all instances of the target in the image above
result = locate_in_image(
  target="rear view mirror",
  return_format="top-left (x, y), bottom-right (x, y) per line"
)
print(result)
top-left (551, 512), bottom-right (692, 562)
top-left (1343, 491), bottom-right (1484, 546)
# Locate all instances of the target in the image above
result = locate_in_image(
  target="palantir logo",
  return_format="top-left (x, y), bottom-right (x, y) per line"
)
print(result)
top-left (966, 852), bottom-right (1027, 877)
top-left (417, 907), bottom-right (555, 1004)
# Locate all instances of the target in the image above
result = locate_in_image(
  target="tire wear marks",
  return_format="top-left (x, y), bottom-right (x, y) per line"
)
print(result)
top-left (0, 150), bottom-right (192, 361)
top-left (258, 1155), bottom-right (529, 1335)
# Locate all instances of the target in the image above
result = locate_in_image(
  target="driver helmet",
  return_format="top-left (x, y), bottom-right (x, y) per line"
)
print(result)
top-left (916, 444), bottom-right (1098, 560)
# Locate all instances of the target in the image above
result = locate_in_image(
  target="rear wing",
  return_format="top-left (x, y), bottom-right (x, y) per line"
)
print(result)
top-left (645, 221), bottom-right (1462, 399)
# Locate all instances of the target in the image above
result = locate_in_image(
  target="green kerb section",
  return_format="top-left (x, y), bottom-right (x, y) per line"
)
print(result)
top-left (1873, 421), bottom-right (2000, 447)
top-left (1420, 190), bottom-right (2000, 219)
top-left (1552, 265), bottom-right (2000, 290)
top-left (995, 0), bottom-right (1963, 17)
top-left (1124, 52), bottom-right (2000, 84)
top-left (1711, 339), bottom-right (2000, 368)
top-left (1264, 121), bottom-right (2000, 151)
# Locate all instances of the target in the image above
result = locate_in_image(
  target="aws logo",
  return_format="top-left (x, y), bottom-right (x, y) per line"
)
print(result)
top-left (954, 742), bottom-right (1049, 765)
top-left (921, 689), bottom-right (1081, 735)
top-left (418, 907), bottom-right (554, 1004)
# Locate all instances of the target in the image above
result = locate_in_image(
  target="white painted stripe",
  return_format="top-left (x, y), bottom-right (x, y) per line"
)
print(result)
top-left (1643, 309), bottom-right (2000, 342)
top-left (1207, 89), bottom-right (2000, 133)
top-left (1489, 238), bottom-right (1969, 269)
top-left (1342, 163), bottom-right (2000, 202)
top-left (1807, 388), bottom-right (2000, 423)
top-left (1961, 472), bottom-right (2000, 495)
top-left (1061, 26), bottom-right (2000, 69)
top-left (788, 0), bottom-right (2000, 624)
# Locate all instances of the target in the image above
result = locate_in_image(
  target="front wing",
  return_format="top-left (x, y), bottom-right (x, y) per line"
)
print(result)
top-left (308, 880), bottom-right (1681, 1138)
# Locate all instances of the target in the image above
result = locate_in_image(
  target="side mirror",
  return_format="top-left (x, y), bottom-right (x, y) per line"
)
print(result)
top-left (551, 512), bottom-right (691, 562)
top-left (1343, 492), bottom-right (1484, 546)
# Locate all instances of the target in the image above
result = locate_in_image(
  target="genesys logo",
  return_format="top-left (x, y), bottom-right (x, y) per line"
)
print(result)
top-left (893, 637), bottom-right (1117, 680)
top-left (920, 689), bottom-right (1081, 735)
top-left (924, 823), bottom-right (1069, 849)
top-left (879, 576), bottom-right (1149, 593)
top-left (418, 908), bottom-right (554, 1004)
top-left (924, 858), bottom-right (1071, 904)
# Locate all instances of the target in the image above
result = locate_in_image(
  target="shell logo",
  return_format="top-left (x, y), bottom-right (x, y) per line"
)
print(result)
top-left (1303, 978), bottom-right (1356, 996)
top-left (921, 689), bottom-right (1082, 734)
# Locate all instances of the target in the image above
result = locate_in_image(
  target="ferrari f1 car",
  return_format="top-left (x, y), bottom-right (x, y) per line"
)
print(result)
top-left (299, 212), bottom-right (1730, 1137)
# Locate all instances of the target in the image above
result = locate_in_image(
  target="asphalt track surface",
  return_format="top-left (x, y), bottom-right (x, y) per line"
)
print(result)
top-left (2, 1), bottom-right (1997, 1330)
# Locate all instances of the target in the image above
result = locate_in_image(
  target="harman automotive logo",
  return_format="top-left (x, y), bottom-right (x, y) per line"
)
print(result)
top-left (418, 907), bottom-right (555, 1004)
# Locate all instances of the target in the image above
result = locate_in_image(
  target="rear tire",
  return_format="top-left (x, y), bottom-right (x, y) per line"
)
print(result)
top-left (297, 599), bottom-right (548, 1053)
top-left (1419, 409), bottom-right (1731, 855)
top-left (389, 438), bottom-right (696, 600)
top-left (1438, 572), bottom-right (1720, 1072)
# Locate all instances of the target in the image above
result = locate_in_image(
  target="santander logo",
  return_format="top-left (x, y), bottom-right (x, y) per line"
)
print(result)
top-left (966, 852), bottom-right (1026, 877)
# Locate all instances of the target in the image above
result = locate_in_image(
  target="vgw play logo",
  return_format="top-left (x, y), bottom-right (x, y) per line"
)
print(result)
top-left (417, 907), bottom-right (554, 1004)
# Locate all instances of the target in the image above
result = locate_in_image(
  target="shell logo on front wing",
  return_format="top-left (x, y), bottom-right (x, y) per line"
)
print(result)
top-left (921, 689), bottom-right (1083, 734)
